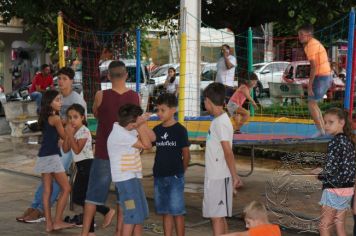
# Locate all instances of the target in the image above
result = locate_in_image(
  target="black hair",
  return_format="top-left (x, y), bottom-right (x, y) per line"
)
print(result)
top-left (108, 60), bottom-right (126, 79)
top-left (38, 90), bottom-right (60, 129)
top-left (58, 67), bottom-right (75, 80)
top-left (168, 67), bottom-right (176, 83)
top-left (40, 64), bottom-right (49, 71)
top-left (240, 71), bottom-right (258, 85)
top-left (203, 82), bottom-right (225, 106)
top-left (324, 108), bottom-right (355, 145)
top-left (298, 24), bottom-right (314, 34)
top-left (156, 93), bottom-right (178, 108)
top-left (66, 103), bottom-right (87, 126)
top-left (117, 104), bottom-right (143, 127)
top-left (222, 44), bottom-right (230, 50)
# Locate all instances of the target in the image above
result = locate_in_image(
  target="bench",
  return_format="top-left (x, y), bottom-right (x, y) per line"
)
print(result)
top-left (268, 82), bottom-right (304, 105)
top-left (2, 101), bottom-right (38, 137)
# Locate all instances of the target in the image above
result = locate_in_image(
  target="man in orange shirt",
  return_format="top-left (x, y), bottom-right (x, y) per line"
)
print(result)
top-left (298, 24), bottom-right (332, 136)
top-left (29, 64), bottom-right (54, 113)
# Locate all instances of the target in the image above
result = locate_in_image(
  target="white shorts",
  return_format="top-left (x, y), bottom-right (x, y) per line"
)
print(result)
top-left (203, 177), bottom-right (233, 218)
top-left (227, 101), bottom-right (239, 116)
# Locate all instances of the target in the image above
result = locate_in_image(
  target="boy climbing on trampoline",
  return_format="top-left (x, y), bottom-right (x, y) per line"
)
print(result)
top-left (226, 72), bottom-right (258, 134)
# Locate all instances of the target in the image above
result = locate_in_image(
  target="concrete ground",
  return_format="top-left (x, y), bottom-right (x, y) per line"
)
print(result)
top-left (0, 133), bottom-right (353, 235)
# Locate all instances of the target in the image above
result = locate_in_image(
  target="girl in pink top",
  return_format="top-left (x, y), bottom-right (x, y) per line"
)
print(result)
top-left (226, 72), bottom-right (258, 133)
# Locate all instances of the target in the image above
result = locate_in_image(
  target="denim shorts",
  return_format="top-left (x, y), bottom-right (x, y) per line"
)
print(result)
top-left (226, 101), bottom-right (239, 116)
top-left (154, 174), bottom-right (186, 215)
top-left (319, 189), bottom-right (352, 210)
top-left (85, 158), bottom-right (112, 205)
top-left (115, 178), bottom-right (149, 224)
top-left (308, 75), bottom-right (332, 101)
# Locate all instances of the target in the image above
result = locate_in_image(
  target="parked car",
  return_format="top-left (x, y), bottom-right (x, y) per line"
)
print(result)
top-left (99, 59), bottom-right (155, 111)
top-left (253, 61), bottom-right (290, 97)
top-left (100, 59), bottom-right (155, 91)
top-left (281, 61), bottom-right (345, 99)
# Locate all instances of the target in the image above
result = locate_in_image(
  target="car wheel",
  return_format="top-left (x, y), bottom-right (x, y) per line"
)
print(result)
top-left (255, 82), bottom-right (263, 98)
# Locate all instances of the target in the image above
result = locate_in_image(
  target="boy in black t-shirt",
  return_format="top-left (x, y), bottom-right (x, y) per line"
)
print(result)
top-left (153, 93), bottom-right (191, 236)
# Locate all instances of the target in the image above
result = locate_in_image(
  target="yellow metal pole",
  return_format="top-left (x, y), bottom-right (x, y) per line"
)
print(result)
top-left (178, 32), bottom-right (187, 123)
top-left (57, 11), bottom-right (65, 68)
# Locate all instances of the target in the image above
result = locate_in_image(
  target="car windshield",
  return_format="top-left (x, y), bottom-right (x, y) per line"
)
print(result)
top-left (126, 66), bottom-right (144, 83)
top-left (296, 65), bottom-right (310, 78)
top-left (151, 66), bottom-right (169, 78)
top-left (253, 64), bottom-right (264, 72)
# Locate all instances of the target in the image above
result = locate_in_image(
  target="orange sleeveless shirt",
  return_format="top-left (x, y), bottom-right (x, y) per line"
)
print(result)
top-left (249, 224), bottom-right (281, 236)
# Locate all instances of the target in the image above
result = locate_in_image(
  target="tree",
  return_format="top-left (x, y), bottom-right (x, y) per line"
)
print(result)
top-left (0, 0), bottom-right (179, 53)
top-left (201, 0), bottom-right (355, 74)
top-left (0, 0), bottom-right (179, 109)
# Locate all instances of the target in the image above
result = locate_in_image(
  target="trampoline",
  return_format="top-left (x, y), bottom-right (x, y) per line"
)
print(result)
top-left (88, 115), bottom-right (331, 177)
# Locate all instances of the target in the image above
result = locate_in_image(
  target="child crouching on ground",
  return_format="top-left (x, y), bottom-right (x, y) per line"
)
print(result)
top-left (107, 104), bottom-right (155, 236)
top-left (222, 201), bottom-right (281, 236)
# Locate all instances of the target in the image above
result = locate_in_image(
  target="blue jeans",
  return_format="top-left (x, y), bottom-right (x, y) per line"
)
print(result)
top-left (85, 158), bottom-right (112, 205)
top-left (30, 92), bottom-right (42, 113)
top-left (115, 178), bottom-right (149, 224)
top-left (31, 149), bottom-right (73, 212)
top-left (308, 75), bottom-right (332, 101)
top-left (154, 174), bottom-right (186, 215)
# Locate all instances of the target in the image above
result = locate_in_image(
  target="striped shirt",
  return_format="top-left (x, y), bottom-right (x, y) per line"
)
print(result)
top-left (107, 122), bottom-right (142, 182)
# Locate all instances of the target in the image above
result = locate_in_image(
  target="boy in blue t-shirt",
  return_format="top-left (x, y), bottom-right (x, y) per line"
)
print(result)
top-left (153, 93), bottom-right (191, 236)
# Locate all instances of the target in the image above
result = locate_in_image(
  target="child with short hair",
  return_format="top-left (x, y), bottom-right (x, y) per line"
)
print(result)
top-left (34, 90), bottom-right (73, 232)
top-left (62, 103), bottom-right (115, 232)
top-left (202, 82), bottom-right (243, 236)
top-left (311, 108), bottom-right (356, 236)
top-left (222, 201), bottom-right (281, 236)
top-left (107, 104), bottom-right (156, 236)
top-left (153, 93), bottom-right (191, 236)
top-left (227, 72), bottom-right (258, 133)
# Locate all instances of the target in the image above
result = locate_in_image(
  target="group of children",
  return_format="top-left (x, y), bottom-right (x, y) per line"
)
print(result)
top-left (31, 59), bottom-right (356, 236)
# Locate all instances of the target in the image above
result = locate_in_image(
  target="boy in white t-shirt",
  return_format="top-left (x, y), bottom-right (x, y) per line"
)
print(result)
top-left (107, 104), bottom-right (155, 236)
top-left (202, 82), bottom-right (243, 236)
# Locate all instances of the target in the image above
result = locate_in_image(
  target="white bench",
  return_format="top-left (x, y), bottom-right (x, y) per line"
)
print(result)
top-left (3, 101), bottom-right (38, 137)
top-left (268, 82), bottom-right (304, 105)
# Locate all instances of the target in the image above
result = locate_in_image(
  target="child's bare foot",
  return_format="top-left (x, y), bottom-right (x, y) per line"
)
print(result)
top-left (102, 208), bottom-right (115, 228)
top-left (46, 222), bottom-right (54, 232)
top-left (88, 233), bottom-right (96, 236)
top-left (53, 221), bottom-right (75, 230)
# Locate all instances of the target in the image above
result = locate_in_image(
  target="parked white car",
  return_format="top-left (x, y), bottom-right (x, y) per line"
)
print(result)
top-left (253, 61), bottom-right (290, 97)
top-left (99, 59), bottom-right (155, 111)
top-left (151, 62), bottom-right (237, 93)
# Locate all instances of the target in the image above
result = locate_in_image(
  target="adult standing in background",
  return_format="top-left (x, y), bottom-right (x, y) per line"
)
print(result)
top-left (215, 44), bottom-right (237, 100)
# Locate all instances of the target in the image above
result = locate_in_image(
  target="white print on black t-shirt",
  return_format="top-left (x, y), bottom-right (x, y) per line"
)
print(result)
top-left (157, 132), bottom-right (176, 146)
top-left (161, 132), bottom-right (168, 140)
top-left (156, 140), bottom-right (177, 146)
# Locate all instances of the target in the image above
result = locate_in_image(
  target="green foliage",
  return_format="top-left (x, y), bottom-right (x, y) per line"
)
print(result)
top-left (0, 0), bottom-right (179, 53)
top-left (200, 0), bottom-right (355, 36)
top-left (258, 101), bottom-right (343, 118)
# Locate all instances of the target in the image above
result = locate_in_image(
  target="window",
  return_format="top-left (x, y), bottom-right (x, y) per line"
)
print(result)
top-left (126, 66), bottom-right (144, 83)
top-left (296, 65), bottom-right (310, 78)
